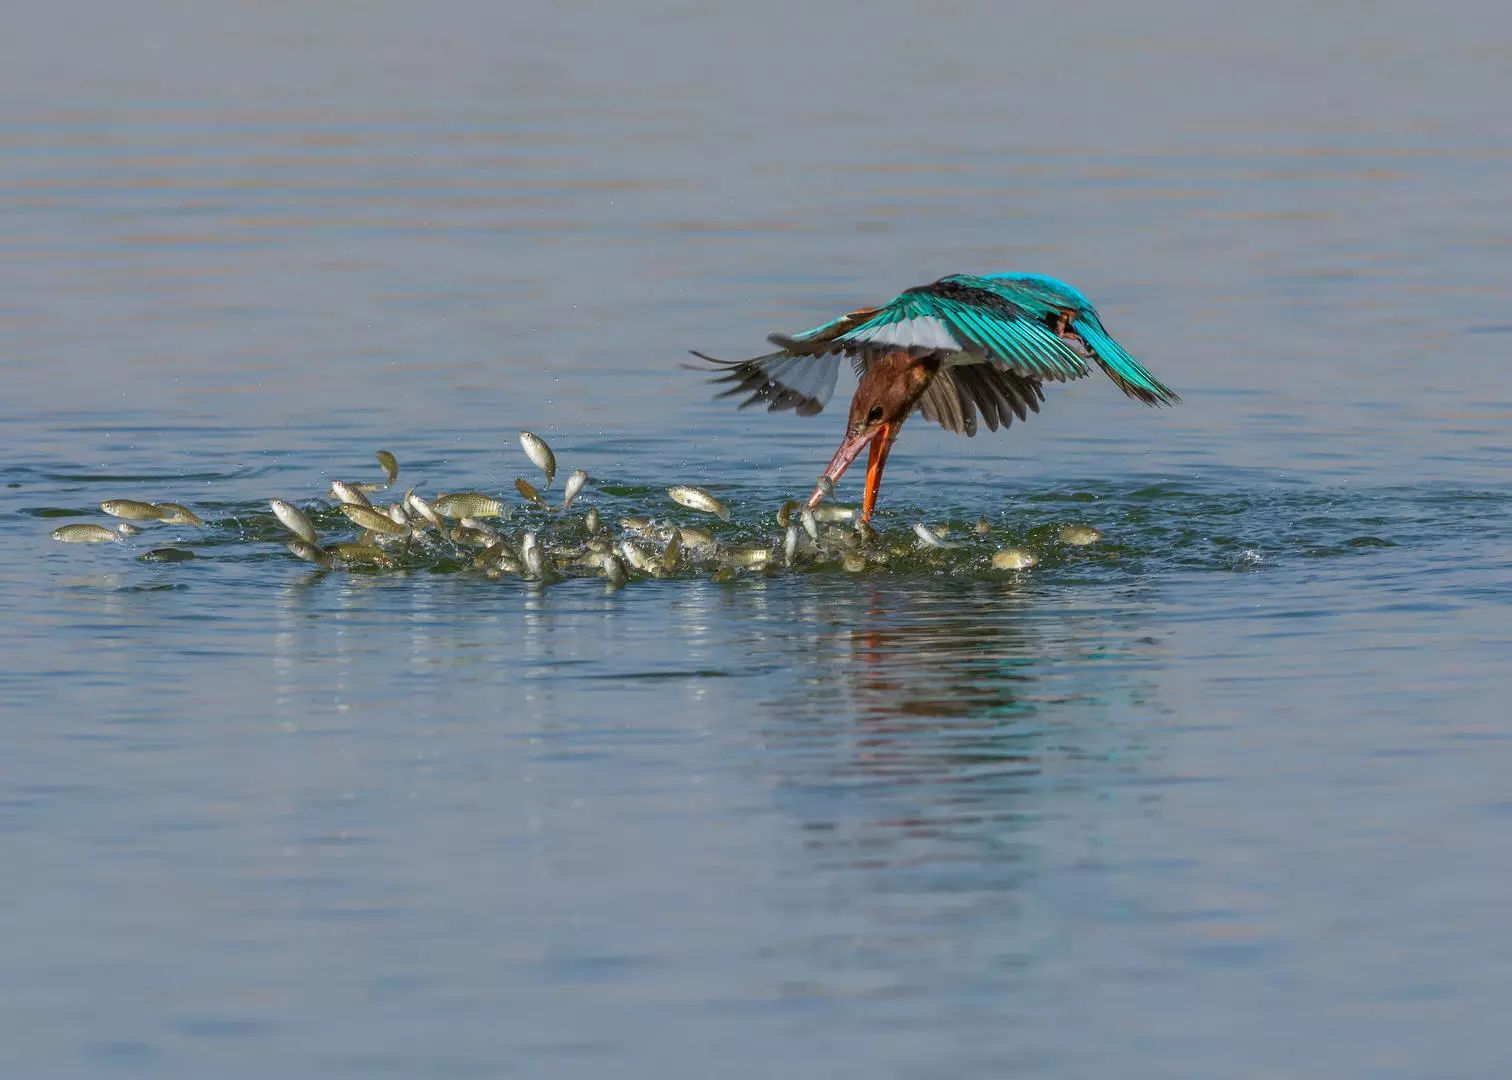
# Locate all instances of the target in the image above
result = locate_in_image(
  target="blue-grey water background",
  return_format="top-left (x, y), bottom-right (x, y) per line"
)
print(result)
top-left (5, 3), bottom-right (1512, 1076)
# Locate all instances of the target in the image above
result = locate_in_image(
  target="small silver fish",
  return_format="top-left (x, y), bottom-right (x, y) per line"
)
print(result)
top-left (450, 525), bottom-right (497, 547)
top-left (723, 546), bottom-right (771, 569)
top-left (619, 516), bottom-right (654, 536)
top-left (515, 477), bottom-right (549, 508)
top-left (405, 489), bottom-right (447, 529)
top-left (562, 469), bottom-right (589, 509)
top-left (521, 532), bottom-right (547, 578)
top-left (811, 505), bottom-right (855, 524)
top-left (474, 539), bottom-right (511, 569)
top-left (153, 503), bottom-right (205, 526)
top-left (667, 485), bottom-right (730, 522)
top-left (138, 547), bottom-right (195, 563)
top-left (376, 450), bottom-right (399, 486)
top-left (386, 503), bottom-right (410, 527)
top-left (661, 530), bottom-right (682, 574)
top-left (270, 499), bottom-right (319, 545)
top-left (776, 499), bottom-right (800, 528)
top-left (584, 507), bottom-right (602, 535)
top-left (52, 523), bottom-right (120, 544)
top-left (800, 506), bottom-right (820, 543)
top-left (328, 543), bottom-right (396, 568)
top-left (342, 504), bottom-right (409, 536)
top-left (330, 481), bottom-right (372, 508)
top-left (457, 517), bottom-right (498, 538)
top-left (677, 525), bottom-right (718, 558)
top-left (617, 540), bottom-right (660, 575)
top-left (116, 523), bottom-right (142, 537)
top-left (286, 540), bottom-right (334, 568)
top-left (1058, 524), bottom-right (1103, 546)
top-left (783, 523), bottom-right (799, 566)
top-left (974, 518), bottom-right (992, 535)
top-left (913, 523), bottom-right (959, 550)
top-left (854, 520), bottom-right (878, 545)
top-left (816, 476), bottom-right (836, 500)
top-left (100, 499), bottom-right (167, 521)
top-left (604, 553), bottom-right (629, 587)
top-left (483, 535), bottom-right (525, 571)
top-left (519, 431), bottom-right (557, 488)
top-left (841, 551), bottom-right (867, 573)
top-left (991, 548), bottom-right (1038, 570)
top-left (432, 492), bottom-right (503, 519)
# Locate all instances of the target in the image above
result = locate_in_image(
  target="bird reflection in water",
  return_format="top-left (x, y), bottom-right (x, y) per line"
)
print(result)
top-left (745, 578), bottom-right (1153, 875)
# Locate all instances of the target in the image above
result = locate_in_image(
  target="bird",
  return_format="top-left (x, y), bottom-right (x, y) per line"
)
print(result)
top-left (692, 273), bottom-right (1180, 522)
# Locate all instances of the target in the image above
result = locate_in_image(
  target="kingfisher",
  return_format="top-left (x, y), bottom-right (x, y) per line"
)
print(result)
top-left (693, 273), bottom-right (1180, 521)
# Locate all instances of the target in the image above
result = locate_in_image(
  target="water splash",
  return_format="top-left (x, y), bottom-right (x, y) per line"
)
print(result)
top-left (32, 467), bottom-right (1510, 585)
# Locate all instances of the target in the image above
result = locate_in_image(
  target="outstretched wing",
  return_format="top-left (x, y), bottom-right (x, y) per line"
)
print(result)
top-left (979, 273), bottom-right (1181, 406)
top-left (1064, 307), bottom-right (1180, 405)
top-left (773, 278), bottom-right (1089, 382)
top-left (691, 276), bottom-right (1091, 417)
top-left (690, 348), bottom-right (842, 417)
top-left (687, 303), bottom-right (881, 416)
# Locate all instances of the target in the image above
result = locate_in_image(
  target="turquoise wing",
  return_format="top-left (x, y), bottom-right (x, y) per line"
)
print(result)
top-left (774, 281), bottom-right (1091, 382)
top-left (979, 273), bottom-right (1181, 406)
top-left (691, 271), bottom-right (1177, 417)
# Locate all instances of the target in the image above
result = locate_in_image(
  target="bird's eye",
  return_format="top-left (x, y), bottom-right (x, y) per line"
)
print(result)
top-left (866, 405), bottom-right (884, 424)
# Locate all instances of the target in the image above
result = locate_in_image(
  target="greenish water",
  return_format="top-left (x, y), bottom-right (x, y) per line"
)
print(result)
top-left (5, 2), bottom-right (1512, 1077)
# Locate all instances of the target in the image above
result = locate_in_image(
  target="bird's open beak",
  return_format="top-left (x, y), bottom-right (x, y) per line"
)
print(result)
top-left (808, 422), bottom-right (893, 511)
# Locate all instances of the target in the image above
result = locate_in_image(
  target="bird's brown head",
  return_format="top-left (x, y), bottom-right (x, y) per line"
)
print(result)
top-left (809, 351), bottom-right (939, 517)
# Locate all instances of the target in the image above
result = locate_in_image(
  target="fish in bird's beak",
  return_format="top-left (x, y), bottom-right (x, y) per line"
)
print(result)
top-left (808, 422), bottom-right (891, 509)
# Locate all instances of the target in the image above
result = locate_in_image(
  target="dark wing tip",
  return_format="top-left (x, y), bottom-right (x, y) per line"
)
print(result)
top-left (1116, 378), bottom-right (1182, 407)
top-left (682, 349), bottom-right (735, 372)
top-left (689, 348), bottom-right (831, 417)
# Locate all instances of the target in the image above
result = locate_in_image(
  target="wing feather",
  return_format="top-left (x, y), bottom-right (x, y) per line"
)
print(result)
top-left (911, 363), bottom-right (1045, 438)
top-left (692, 350), bottom-right (841, 417)
top-left (917, 373), bottom-right (974, 436)
top-left (955, 363), bottom-right (1044, 428)
top-left (905, 288), bottom-right (1089, 381)
top-left (976, 273), bottom-right (1180, 405)
top-left (957, 365), bottom-right (1002, 432)
top-left (689, 271), bottom-right (1171, 423)
top-left (1069, 311), bottom-right (1181, 405)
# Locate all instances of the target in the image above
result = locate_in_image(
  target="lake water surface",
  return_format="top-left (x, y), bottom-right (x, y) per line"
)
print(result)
top-left (5, 3), bottom-right (1512, 1076)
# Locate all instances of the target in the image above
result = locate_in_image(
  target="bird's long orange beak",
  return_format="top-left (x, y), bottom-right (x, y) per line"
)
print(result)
top-left (808, 422), bottom-right (895, 520)
top-left (860, 425), bottom-right (896, 522)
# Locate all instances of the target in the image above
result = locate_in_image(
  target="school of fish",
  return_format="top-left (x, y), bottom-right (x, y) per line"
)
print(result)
top-left (48, 434), bottom-right (1108, 581)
